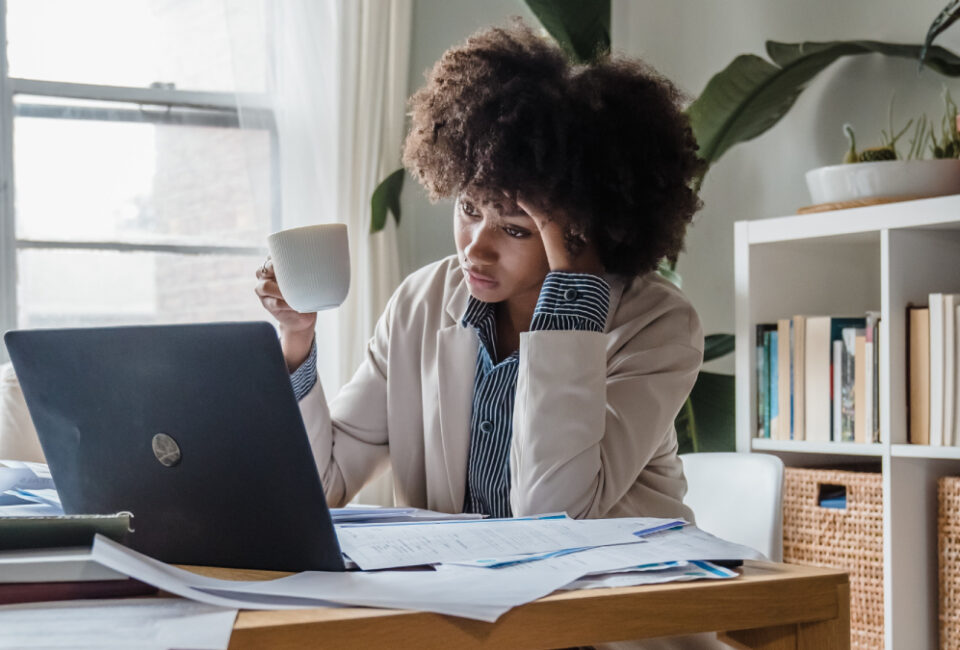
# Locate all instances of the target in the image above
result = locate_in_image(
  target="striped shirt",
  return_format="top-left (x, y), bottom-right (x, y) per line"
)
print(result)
top-left (289, 271), bottom-right (611, 519)
top-left (461, 272), bottom-right (610, 518)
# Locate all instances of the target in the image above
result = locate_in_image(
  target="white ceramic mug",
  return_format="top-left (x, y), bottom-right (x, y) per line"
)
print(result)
top-left (267, 223), bottom-right (350, 313)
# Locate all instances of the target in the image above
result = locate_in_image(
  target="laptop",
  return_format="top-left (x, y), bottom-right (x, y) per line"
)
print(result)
top-left (4, 322), bottom-right (345, 572)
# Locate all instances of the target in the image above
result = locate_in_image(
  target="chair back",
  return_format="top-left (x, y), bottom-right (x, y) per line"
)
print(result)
top-left (680, 452), bottom-right (784, 562)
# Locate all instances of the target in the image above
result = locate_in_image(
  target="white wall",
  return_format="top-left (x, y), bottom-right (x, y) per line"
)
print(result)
top-left (397, 0), bottom-right (536, 277)
top-left (612, 0), bottom-right (960, 372)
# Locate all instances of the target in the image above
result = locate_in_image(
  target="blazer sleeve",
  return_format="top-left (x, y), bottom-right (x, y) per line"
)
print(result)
top-left (297, 294), bottom-right (396, 507)
top-left (509, 282), bottom-right (703, 518)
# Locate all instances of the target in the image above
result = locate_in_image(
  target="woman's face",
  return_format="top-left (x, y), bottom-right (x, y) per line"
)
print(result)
top-left (454, 186), bottom-right (550, 305)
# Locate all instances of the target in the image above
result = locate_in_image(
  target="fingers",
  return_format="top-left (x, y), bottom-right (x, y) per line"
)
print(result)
top-left (514, 194), bottom-right (554, 231)
top-left (255, 256), bottom-right (275, 280)
top-left (254, 276), bottom-right (283, 298)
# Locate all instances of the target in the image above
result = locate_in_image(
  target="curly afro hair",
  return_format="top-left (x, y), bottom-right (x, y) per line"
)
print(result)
top-left (402, 18), bottom-right (706, 277)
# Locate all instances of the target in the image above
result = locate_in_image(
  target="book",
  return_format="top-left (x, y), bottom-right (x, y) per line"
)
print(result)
top-left (955, 303), bottom-right (960, 445)
top-left (908, 306), bottom-right (930, 445)
top-left (945, 295), bottom-right (958, 446)
top-left (756, 324), bottom-right (776, 438)
top-left (769, 329), bottom-right (780, 439)
top-left (855, 331), bottom-right (867, 443)
top-left (804, 316), bottom-right (831, 442)
top-left (865, 312), bottom-right (880, 443)
top-left (869, 312), bottom-right (881, 443)
top-left (817, 317), bottom-right (867, 442)
top-left (0, 514), bottom-right (151, 605)
top-left (839, 327), bottom-right (858, 442)
top-left (0, 546), bottom-right (127, 584)
top-left (0, 513), bottom-right (132, 552)
top-left (931, 293), bottom-right (945, 446)
top-left (0, 577), bottom-right (156, 606)
top-left (792, 315), bottom-right (807, 441)
top-left (756, 326), bottom-right (765, 438)
top-left (777, 319), bottom-right (792, 439)
top-left (833, 340), bottom-right (843, 442)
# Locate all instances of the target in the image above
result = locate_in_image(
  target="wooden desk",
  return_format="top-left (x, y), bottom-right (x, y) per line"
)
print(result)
top-left (185, 561), bottom-right (849, 649)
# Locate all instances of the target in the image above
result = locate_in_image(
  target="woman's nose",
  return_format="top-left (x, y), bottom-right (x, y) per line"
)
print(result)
top-left (464, 224), bottom-right (497, 264)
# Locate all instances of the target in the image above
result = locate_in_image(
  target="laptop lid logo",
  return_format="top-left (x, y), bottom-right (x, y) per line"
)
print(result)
top-left (152, 433), bottom-right (182, 467)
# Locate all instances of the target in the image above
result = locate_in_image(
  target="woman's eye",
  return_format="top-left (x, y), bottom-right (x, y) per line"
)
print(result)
top-left (503, 226), bottom-right (530, 239)
top-left (460, 200), bottom-right (479, 217)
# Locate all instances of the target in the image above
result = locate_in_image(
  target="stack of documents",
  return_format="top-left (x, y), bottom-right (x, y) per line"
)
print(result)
top-left (78, 512), bottom-right (763, 623)
top-left (1, 462), bottom-right (764, 623)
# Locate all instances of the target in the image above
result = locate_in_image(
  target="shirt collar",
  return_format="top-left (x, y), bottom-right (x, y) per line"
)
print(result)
top-left (460, 295), bottom-right (495, 329)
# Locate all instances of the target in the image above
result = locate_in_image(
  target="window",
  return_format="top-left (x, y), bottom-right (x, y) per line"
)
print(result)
top-left (0, 0), bottom-right (276, 350)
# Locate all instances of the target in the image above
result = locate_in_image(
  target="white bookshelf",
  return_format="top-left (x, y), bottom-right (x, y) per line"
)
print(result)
top-left (735, 194), bottom-right (960, 650)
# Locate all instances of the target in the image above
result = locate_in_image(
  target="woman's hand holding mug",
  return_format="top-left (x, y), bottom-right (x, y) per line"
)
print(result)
top-left (255, 223), bottom-right (351, 372)
top-left (255, 257), bottom-right (317, 371)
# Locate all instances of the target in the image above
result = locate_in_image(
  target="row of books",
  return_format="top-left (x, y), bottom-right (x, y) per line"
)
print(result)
top-left (755, 313), bottom-right (880, 443)
top-left (909, 293), bottom-right (960, 445)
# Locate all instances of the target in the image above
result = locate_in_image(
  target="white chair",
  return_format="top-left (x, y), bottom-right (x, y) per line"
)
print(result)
top-left (680, 452), bottom-right (784, 562)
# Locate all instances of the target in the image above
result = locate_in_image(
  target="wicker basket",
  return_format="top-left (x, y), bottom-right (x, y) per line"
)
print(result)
top-left (939, 477), bottom-right (960, 648)
top-left (783, 467), bottom-right (884, 649)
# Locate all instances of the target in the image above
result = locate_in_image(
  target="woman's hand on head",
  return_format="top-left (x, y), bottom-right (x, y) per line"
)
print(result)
top-left (514, 194), bottom-right (605, 275)
top-left (255, 258), bottom-right (317, 370)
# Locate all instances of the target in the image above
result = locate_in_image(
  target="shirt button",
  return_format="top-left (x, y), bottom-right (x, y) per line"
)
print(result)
top-left (479, 421), bottom-right (494, 434)
top-left (563, 288), bottom-right (579, 301)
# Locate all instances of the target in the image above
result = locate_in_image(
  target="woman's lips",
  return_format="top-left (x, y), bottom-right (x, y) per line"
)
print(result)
top-left (464, 267), bottom-right (498, 288)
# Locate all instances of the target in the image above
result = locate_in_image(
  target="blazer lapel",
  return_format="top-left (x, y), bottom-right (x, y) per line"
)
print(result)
top-left (434, 324), bottom-right (478, 512)
top-left (423, 275), bottom-right (475, 512)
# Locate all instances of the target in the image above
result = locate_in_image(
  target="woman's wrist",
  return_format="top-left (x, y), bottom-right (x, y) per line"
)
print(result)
top-left (542, 234), bottom-right (605, 275)
top-left (279, 326), bottom-right (315, 372)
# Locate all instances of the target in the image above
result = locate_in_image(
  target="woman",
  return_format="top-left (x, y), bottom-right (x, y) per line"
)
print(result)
top-left (256, 19), bottom-right (705, 524)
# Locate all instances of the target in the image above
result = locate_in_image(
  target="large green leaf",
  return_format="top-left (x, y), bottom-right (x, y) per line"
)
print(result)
top-left (523, 0), bottom-right (610, 64)
top-left (688, 40), bottom-right (960, 170)
top-left (675, 372), bottom-right (736, 454)
top-left (703, 333), bottom-right (734, 363)
top-left (370, 168), bottom-right (405, 234)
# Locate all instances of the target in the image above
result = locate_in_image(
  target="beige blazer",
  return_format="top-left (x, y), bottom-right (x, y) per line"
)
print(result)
top-left (299, 255), bottom-right (703, 521)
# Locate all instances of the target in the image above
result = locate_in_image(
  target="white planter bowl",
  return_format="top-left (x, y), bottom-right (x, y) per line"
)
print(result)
top-left (805, 159), bottom-right (960, 204)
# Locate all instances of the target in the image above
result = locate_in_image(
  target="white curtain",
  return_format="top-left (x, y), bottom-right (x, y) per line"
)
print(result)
top-left (228, 0), bottom-right (411, 505)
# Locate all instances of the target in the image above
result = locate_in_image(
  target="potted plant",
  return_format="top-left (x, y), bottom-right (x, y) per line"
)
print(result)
top-left (804, 93), bottom-right (960, 207)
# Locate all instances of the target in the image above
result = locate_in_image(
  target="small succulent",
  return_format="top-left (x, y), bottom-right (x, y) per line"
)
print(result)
top-left (842, 124), bottom-right (901, 163)
top-left (842, 96), bottom-right (913, 163)
top-left (928, 87), bottom-right (960, 159)
top-left (842, 124), bottom-right (859, 163)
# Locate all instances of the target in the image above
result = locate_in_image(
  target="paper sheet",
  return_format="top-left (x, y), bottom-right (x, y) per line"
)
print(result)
top-left (89, 535), bottom-right (344, 611)
top-left (563, 560), bottom-right (737, 590)
top-left (448, 518), bottom-right (686, 568)
top-left (335, 515), bottom-right (653, 570)
top-left (89, 535), bottom-right (582, 622)
top-left (11, 488), bottom-right (61, 508)
top-left (0, 598), bottom-right (237, 649)
top-left (332, 506), bottom-right (486, 524)
top-left (449, 525), bottom-right (764, 570)
top-left (202, 555), bottom-right (587, 622)
top-left (0, 461), bottom-right (54, 492)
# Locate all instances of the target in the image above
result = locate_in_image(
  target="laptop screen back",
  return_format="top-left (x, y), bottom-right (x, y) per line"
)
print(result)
top-left (5, 322), bottom-right (344, 572)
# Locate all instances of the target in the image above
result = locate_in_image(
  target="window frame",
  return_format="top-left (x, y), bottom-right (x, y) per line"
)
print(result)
top-left (0, 0), bottom-right (279, 358)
